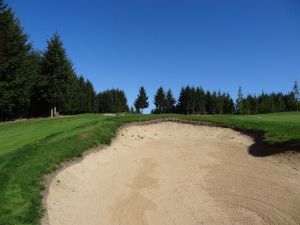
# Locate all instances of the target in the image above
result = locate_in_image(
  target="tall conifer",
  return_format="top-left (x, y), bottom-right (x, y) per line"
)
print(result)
top-left (0, 1), bottom-right (38, 120)
top-left (153, 86), bottom-right (166, 113)
top-left (165, 89), bottom-right (176, 113)
top-left (134, 86), bottom-right (149, 114)
top-left (41, 33), bottom-right (77, 115)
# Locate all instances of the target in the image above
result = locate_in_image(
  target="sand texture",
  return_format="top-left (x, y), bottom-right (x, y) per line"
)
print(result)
top-left (43, 122), bottom-right (300, 225)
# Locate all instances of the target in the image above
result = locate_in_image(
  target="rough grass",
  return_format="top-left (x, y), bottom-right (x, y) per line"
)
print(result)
top-left (0, 112), bottom-right (299, 225)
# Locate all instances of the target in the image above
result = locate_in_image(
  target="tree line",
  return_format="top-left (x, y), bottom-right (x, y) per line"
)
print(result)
top-left (132, 83), bottom-right (299, 115)
top-left (0, 0), bottom-right (132, 121)
top-left (0, 0), bottom-right (299, 121)
top-left (236, 84), bottom-right (299, 114)
top-left (95, 89), bottom-right (129, 113)
top-left (0, 1), bottom-right (97, 121)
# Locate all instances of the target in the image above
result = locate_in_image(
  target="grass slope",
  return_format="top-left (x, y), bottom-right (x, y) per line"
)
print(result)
top-left (0, 112), bottom-right (299, 225)
top-left (187, 112), bottom-right (300, 144)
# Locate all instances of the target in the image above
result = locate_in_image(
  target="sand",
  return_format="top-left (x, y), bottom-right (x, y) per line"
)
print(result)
top-left (43, 122), bottom-right (300, 225)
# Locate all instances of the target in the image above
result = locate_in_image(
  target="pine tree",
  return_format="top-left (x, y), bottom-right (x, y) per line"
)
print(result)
top-left (41, 33), bottom-right (77, 115)
top-left (190, 86), bottom-right (196, 114)
top-left (185, 86), bottom-right (192, 114)
top-left (153, 86), bottom-right (166, 113)
top-left (96, 89), bottom-right (128, 113)
top-left (293, 81), bottom-right (299, 112)
top-left (223, 93), bottom-right (234, 114)
top-left (277, 93), bottom-right (286, 112)
top-left (73, 75), bottom-right (86, 113)
top-left (0, 1), bottom-right (38, 120)
top-left (134, 86), bottom-right (149, 114)
top-left (236, 86), bottom-right (244, 114)
top-left (195, 87), bottom-right (206, 114)
top-left (205, 91), bottom-right (213, 114)
top-left (165, 89), bottom-right (176, 113)
top-left (177, 87), bottom-right (187, 114)
top-left (85, 79), bottom-right (95, 113)
top-left (216, 90), bottom-right (224, 114)
top-left (211, 91), bottom-right (218, 114)
top-left (284, 93), bottom-right (296, 111)
top-left (27, 50), bottom-right (45, 116)
top-left (0, 0), bottom-right (7, 64)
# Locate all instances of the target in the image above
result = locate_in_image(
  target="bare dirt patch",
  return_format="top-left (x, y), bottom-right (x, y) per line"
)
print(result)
top-left (43, 122), bottom-right (300, 225)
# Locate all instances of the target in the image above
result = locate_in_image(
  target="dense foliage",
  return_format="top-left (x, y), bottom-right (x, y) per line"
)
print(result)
top-left (0, 0), bottom-right (39, 120)
top-left (0, 2), bottom-right (96, 120)
top-left (176, 86), bottom-right (235, 114)
top-left (0, 0), bottom-right (299, 121)
top-left (95, 89), bottom-right (129, 113)
top-left (134, 86), bottom-right (149, 114)
top-left (153, 86), bottom-right (166, 113)
top-left (236, 85), bottom-right (299, 115)
top-left (151, 87), bottom-right (176, 114)
top-left (149, 84), bottom-right (299, 115)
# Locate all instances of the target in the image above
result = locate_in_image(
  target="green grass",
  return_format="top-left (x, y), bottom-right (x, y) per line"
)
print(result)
top-left (185, 112), bottom-right (300, 144)
top-left (0, 112), bottom-right (299, 225)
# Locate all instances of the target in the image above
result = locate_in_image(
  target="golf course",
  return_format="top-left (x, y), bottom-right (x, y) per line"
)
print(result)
top-left (1, 0), bottom-right (300, 224)
top-left (0, 112), bottom-right (299, 225)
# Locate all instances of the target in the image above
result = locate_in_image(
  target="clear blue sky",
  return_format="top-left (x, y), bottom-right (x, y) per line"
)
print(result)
top-left (7, 0), bottom-right (300, 112)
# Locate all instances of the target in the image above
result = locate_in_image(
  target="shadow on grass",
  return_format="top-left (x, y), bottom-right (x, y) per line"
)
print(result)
top-left (247, 131), bottom-right (300, 157)
top-left (137, 117), bottom-right (300, 157)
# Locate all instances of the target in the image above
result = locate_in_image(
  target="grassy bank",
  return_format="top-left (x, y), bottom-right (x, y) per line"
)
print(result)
top-left (185, 112), bottom-right (300, 144)
top-left (0, 112), bottom-right (299, 225)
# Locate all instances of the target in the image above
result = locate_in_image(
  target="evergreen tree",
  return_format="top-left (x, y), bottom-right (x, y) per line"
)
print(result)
top-left (185, 86), bottom-right (193, 114)
top-left (195, 87), bottom-right (206, 114)
top-left (165, 89), bottom-right (176, 113)
top-left (244, 95), bottom-right (256, 114)
top-left (96, 89), bottom-right (128, 113)
top-left (236, 86), bottom-right (244, 114)
top-left (284, 92), bottom-right (297, 111)
top-left (134, 86), bottom-right (149, 114)
top-left (277, 93), bottom-right (286, 112)
top-left (190, 86), bottom-right (196, 114)
top-left (1, 0), bottom-right (297, 120)
top-left (27, 50), bottom-right (45, 116)
top-left (205, 91), bottom-right (213, 114)
top-left (211, 91), bottom-right (218, 114)
top-left (0, 1), bottom-right (38, 120)
top-left (223, 93), bottom-right (234, 114)
top-left (153, 86), bottom-right (166, 113)
top-left (293, 81), bottom-right (299, 111)
top-left (41, 33), bottom-right (77, 115)
top-left (130, 106), bottom-right (135, 114)
top-left (73, 76), bottom-right (95, 113)
top-left (73, 75), bottom-right (86, 113)
top-left (166, 83), bottom-right (298, 115)
top-left (177, 87), bottom-right (188, 114)
top-left (216, 90), bottom-right (224, 114)
top-left (85, 79), bottom-right (95, 113)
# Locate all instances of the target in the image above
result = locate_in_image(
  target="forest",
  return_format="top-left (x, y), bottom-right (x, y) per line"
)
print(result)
top-left (151, 85), bottom-right (299, 115)
top-left (0, 0), bottom-right (299, 121)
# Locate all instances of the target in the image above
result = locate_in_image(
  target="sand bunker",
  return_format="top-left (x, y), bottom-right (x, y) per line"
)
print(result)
top-left (43, 122), bottom-right (300, 225)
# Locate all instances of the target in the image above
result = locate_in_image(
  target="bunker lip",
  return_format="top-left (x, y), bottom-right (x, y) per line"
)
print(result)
top-left (41, 118), bottom-right (299, 225)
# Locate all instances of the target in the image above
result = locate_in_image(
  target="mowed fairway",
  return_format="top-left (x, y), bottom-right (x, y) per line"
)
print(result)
top-left (0, 113), bottom-right (300, 225)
